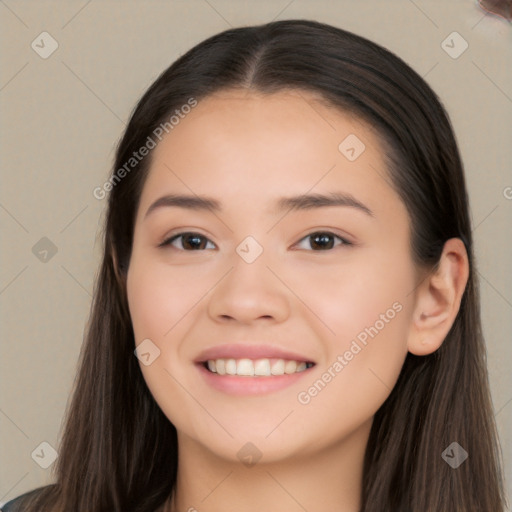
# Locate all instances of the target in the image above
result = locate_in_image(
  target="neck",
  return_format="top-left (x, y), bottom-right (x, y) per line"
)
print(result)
top-left (166, 419), bottom-right (371, 512)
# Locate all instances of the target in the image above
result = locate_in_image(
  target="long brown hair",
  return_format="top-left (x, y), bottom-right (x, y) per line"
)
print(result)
top-left (17, 19), bottom-right (506, 511)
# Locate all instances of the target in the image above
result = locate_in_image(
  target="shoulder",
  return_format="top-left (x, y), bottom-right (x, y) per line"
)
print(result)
top-left (1, 485), bottom-right (55, 512)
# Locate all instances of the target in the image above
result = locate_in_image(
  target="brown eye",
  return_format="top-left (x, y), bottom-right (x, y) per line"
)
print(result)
top-left (160, 232), bottom-right (215, 251)
top-left (295, 231), bottom-right (352, 251)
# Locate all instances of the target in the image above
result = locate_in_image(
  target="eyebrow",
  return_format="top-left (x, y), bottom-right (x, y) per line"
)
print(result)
top-left (144, 191), bottom-right (374, 219)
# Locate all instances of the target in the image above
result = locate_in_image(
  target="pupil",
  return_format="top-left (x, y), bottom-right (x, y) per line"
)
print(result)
top-left (312, 233), bottom-right (333, 250)
top-left (184, 234), bottom-right (205, 250)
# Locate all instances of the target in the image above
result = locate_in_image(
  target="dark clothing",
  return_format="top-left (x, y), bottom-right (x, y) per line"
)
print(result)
top-left (1, 485), bottom-right (52, 511)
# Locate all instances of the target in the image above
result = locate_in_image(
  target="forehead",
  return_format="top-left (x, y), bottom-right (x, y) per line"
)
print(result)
top-left (154, 88), bottom-right (372, 154)
top-left (139, 89), bottom-right (401, 219)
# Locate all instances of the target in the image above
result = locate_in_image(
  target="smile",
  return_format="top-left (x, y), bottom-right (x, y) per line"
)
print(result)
top-left (205, 358), bottom-right (315, 377)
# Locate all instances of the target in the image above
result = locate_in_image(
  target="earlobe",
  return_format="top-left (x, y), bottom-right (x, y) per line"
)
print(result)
top-left (408, 238), bottom-right (469, 356)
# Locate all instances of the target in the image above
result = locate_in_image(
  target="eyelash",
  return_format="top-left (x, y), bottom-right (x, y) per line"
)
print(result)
top-left (158, 231), bottom-right (353, 251)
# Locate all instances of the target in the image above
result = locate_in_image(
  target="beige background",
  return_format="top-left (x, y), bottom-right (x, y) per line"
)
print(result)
top-left (1, 0), bottom-right (511, 507)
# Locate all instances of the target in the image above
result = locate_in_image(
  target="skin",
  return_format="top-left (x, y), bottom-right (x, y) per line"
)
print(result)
top-left (125, 89), bottom-right (469, 512)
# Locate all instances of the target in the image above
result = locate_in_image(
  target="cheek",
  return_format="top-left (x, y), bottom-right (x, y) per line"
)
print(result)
top-left (286, 246), bottom-right (415, 351)
top-left (127, 261), bottom-right (204, 435)
top-left (298, 307), bottom-right (410, 425)
top-left (290, 250), bottom-right (414, 418)
top-left (127, 258), bottom-right (200, 343)
top-left (291, 293), bottom-right (412, 454)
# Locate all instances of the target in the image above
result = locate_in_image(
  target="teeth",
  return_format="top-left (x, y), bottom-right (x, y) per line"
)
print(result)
top-left (270, 359), bottom-right (285, 375)
top-left (284, 360), bottom-right (297, 374)
top-left (254, 359), bottom-right (271, 376)
top-left (216, 359), bottom-right (226, 375)
top-left (237, 358), bottom-right (255, 376)
top-left (205, 358), bottom-right (313, 377)
top-left (225, 359), bottom-right (237, 375)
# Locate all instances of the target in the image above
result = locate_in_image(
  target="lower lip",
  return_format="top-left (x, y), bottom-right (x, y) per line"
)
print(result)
top-left (196, 363), bottom-right (314, 396)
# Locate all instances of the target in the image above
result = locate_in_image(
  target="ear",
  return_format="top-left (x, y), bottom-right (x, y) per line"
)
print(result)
top-left (408, 238), bottom-right (469, 356)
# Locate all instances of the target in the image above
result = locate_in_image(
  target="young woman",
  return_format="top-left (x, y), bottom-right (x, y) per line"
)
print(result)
top-left (2, 19), bottom-right (506, 512)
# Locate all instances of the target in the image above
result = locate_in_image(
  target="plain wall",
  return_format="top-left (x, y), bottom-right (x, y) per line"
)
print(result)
top-left (1, 0), bottom-right (511, 507)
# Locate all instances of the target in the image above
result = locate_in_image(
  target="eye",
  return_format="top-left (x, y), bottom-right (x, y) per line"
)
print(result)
top-left (294, 231), bottom-right (352, 251)
top-left (159, 232), bottom-right (216, 251)
top-left (159, 230), bottom-right (352, 252)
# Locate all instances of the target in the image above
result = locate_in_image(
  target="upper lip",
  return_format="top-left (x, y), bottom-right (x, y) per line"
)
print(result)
top-left (194, 344), bottom-right (315, 363)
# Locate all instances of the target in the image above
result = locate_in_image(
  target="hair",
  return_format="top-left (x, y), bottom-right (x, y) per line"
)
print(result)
top-left (15, 19), bottom-right (506, 512)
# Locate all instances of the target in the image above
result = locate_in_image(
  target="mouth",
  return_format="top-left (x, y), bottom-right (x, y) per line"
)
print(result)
top-left (194, 344), bottom-right (316, 395)
top-left (196, 357), bottom-right (316, 396)
top-left (202, 358), bottom-right (316, 377)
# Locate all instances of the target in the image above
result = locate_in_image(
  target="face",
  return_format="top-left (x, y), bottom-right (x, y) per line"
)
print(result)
top-left (126, 89), bottom-right (419, 464)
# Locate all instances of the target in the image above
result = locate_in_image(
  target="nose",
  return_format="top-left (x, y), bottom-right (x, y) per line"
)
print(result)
top-left (207, 251), bottom-right (291, 325)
